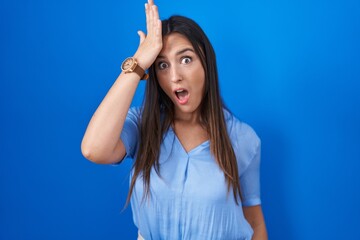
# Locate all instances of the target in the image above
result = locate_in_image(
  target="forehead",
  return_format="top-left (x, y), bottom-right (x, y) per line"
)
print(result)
top-left (159, 33), bottom-right (194, 57)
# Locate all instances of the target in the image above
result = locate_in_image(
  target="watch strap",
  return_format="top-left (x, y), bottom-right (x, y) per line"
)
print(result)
top-left (133, 65), bottom-right (149, 80)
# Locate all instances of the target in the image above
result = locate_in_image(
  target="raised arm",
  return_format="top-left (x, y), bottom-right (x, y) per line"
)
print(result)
top-left (81, 0), bottom-right (162, 164)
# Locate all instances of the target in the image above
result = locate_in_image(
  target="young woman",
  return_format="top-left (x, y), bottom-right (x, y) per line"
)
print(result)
top-left (81, 0), bottom-right (267, 239)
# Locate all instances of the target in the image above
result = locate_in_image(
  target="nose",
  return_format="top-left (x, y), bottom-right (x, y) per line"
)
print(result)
top-left (169, 65), bottom-right (182, 83)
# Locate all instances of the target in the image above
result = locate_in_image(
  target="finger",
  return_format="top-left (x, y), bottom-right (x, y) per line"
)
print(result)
top-left (145, 3), bottom-right (150, 34)
top-left (137, 31), bottom-right (146, 44)
top-left (151, 5), bottom-right (160, 20)
top-left (148, 4), bottom-right (159, 37)
top-left (152, 5), bottom-right (160, 24)
top-left (155, 19), bottom-right (162, 37)
top-left (147, 0), bottom-right (154, 33)
top-left (148, 3), bottom-right (154, 36)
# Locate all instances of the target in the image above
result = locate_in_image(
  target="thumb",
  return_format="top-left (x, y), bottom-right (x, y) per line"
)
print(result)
top-left (137, 31), bottom-right (146, 45)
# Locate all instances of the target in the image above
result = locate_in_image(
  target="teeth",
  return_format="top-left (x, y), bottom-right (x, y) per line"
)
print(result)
top-left (176, 90), bottom-right (184, 93)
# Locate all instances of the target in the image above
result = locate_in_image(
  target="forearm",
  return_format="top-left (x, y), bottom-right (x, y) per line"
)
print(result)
top-left (81, 72), bottom-right (140, 163)
top-left (251, 222), bottom-right (268, 240)
top-left (243, 205), bottom-right (268, 240)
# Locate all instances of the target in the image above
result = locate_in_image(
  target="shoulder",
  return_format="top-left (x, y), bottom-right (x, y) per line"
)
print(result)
top-left (125, 106), bottom-right (143, 123)
top-left (223, 108), bottom-right (260, 146)
top-left (122, 106), bottom-right (143, 131)
top-left (128, 106), bottom-right (142, 117)
top-left (223, 109), bottom-right (261, 173)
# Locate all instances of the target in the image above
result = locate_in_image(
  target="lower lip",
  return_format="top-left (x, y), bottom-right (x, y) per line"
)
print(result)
top-left (176, 94), bottom-right (190, 105)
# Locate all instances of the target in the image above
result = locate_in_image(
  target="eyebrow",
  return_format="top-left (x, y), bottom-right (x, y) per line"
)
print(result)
top-left (157, 48), bottom-right (195, 59)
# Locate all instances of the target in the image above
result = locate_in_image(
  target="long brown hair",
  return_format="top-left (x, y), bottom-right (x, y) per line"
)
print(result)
top-left (126, 15), bottom-right (241, 205)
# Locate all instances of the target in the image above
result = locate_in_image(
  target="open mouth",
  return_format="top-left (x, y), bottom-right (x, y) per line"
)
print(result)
top-left (174, 89), bottom-right (189, 104)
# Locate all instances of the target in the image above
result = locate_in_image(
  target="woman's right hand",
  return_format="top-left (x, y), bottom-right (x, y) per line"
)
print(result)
top-left (133, 0), bottom-right (163, 71)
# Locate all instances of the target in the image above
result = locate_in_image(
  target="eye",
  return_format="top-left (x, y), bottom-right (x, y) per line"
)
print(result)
top-left (181, 57), bottom-right (192, 64)
top-left (158, 62), bottom-right (169, 70)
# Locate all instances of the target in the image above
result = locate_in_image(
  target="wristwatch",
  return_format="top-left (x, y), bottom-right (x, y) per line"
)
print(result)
top-left (121, 57), bottom-right (148, 80)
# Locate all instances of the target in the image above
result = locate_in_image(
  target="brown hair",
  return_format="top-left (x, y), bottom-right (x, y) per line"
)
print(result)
top-left (126, 15), bottom-right (241, 205)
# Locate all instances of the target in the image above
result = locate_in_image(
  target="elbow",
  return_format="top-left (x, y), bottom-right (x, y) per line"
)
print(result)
top-left (81, 144), bottom-right (92, 161)
top-left (81, 140), bottom-right (96, 162)
top-left (81, 140), bottom-right (102, 164)
top-left (81, 135), bottom-right (125, 164)
top-left (81, 140), bottom-right (116, 164)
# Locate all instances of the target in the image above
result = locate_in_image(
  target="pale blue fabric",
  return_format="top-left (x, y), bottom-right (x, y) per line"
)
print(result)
top-left (120, 107), bottom-right (262, 240)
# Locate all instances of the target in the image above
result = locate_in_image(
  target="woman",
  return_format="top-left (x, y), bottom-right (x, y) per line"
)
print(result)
top-left (81, 0), bottom-right (267, 239)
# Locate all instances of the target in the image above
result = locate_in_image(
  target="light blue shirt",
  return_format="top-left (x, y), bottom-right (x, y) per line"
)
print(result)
top-left (120, 107), bottom-right (262, 240)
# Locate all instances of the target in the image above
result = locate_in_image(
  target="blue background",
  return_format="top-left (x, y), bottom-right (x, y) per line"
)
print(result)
top-left (1, 0), bottom-right (359, 239)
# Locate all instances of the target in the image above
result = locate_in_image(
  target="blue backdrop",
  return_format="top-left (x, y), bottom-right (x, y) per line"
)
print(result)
top-left (1, 0), bottom-right (359, 239)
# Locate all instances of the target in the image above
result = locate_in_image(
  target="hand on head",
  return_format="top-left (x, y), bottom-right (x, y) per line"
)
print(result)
top-left (134, 0), bottom-right (163, 71)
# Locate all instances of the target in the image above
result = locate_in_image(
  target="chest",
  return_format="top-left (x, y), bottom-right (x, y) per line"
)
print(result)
top-left (139, 130), bottom-right (229, 203)
top-left (172, 123), bottom-right (209, 153)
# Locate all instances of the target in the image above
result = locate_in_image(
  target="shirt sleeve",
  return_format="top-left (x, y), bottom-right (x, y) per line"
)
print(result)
top-left (119, 107), bottom-right (141, 160)
top-left (226, 110), bottom-right (262, 207)
top-left (239, 140), bottom-right (261, 207)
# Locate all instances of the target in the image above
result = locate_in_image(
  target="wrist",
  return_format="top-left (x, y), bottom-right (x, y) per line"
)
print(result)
top-left (121, 56), bottom-right (148, 80)
top-left (132, 54), bottom-right (148, 70)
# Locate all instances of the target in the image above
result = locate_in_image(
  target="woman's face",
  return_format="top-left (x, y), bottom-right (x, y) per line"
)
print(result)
top-left (155, 33), bottom-right (205, 120)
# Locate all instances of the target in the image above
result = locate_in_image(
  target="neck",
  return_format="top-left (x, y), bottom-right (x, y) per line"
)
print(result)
top-left (174, 109), bottom-right (201, 125)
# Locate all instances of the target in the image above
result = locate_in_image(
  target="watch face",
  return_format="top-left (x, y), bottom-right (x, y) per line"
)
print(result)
top-left (122, 57), bottom-right (135, 71)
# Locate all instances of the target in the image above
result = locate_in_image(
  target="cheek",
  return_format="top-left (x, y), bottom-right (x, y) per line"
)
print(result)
top-left (193, 70), bottom-right (206, 93)
top-left (157, 76), bottom-right (172, 95)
